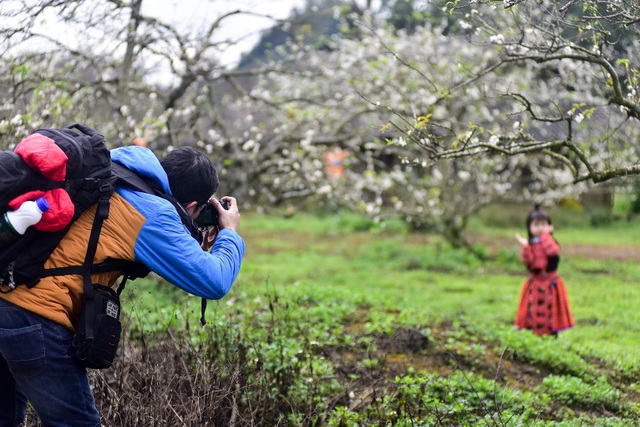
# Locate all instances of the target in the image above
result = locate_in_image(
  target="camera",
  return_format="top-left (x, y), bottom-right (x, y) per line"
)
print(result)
top-left (195, 199), bottom-right (230, 228)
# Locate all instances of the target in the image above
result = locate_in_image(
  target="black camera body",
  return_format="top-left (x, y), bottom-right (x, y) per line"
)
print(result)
top-left (195, 199), bottom-right (230, 228)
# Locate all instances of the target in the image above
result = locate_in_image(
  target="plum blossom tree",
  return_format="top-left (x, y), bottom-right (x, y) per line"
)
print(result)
top-left (403, 0), bottom-right (640, 184)
top-left (219, 12), bottom-right (619, 246)
top-left (0, 0), bottom-right (288, 153)
top-left (2, 0), bottom-right (638, 247)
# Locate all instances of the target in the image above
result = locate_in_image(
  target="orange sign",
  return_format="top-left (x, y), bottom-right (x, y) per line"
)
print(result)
top-left (324, 148), bottom-right (348, 178)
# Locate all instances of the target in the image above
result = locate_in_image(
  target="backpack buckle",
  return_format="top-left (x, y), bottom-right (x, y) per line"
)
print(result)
top-left (96, 183), bottom-right (112, 219)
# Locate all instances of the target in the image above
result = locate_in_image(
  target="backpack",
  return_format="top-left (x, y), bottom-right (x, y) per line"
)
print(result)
top-left (0, 123), bottom-right (211, 322)
top-left (0, 124), bottom-right (117, 289)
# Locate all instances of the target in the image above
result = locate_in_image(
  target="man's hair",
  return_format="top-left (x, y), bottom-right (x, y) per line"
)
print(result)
top-left (161, 146), bottom-right (218, 206)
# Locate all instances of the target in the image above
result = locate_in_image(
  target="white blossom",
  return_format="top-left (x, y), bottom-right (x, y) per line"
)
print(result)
top-left (459, 20), bottom-right (472, 30)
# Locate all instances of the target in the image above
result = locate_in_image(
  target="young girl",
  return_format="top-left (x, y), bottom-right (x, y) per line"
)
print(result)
top-left (514, 205), bottom-right (574, 336)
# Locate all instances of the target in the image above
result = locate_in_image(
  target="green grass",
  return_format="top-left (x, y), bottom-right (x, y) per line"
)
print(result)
top-left (118, 210), bottom-right (640, 425)
top-left (225, 213), bottom-right (640, 366)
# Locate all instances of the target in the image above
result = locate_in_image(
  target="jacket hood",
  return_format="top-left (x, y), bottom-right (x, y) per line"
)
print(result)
top-left (111, 146), bottom-right (172, 195)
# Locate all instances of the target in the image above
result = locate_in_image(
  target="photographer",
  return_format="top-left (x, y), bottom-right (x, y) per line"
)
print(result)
top-left (0, 145), bottom-right (244, 426)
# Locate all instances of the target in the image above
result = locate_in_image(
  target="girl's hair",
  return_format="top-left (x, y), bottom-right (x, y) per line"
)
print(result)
top-left (526, 203), bottom-right (552, 240)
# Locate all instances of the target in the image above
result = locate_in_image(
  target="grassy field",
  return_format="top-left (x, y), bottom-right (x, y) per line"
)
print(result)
top-left (238, 211), bottom-right (640, 366)
top-left (94, 209), bottom-right (640, 426)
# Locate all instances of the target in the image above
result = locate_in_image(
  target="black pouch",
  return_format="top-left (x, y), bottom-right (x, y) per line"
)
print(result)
top-left (73, 284), bottom-right (121, 369)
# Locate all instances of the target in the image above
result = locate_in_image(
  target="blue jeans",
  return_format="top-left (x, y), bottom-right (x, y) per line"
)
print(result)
top-left (0, 299), bottom-right (101, 427)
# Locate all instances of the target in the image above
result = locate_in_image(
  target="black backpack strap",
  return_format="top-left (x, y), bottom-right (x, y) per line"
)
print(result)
top-left (41, 265), bottom-right (84, 277)
top-left (113, 162), bottom-right (211, 325)
top-left (111, 162), bottom-right (156, 194)
top-left (78, 184), bottom-right (111, 341)
top-left (43, 259), bottom-right (150, 279)
top-left (112, 162), bottom-right (202, 242)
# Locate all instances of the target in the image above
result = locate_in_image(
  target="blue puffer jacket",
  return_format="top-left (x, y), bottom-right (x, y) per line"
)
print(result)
top-left (111, 146), bottom-right (245, 299)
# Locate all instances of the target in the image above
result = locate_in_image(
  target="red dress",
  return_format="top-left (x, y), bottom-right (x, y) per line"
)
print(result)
top-left (514, 232), bottom-right (574, 335)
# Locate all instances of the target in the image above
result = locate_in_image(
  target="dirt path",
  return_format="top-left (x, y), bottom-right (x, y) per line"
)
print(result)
top-left (561, 243), bottom-right (640, 262)
top-left (469, 233), bottom-right (640, 262)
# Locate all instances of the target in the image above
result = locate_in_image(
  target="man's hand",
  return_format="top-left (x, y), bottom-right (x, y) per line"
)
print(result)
top-left (211, 196), bottom-right (240, 232)
top-left (200, 227), bottom-right (219, 251)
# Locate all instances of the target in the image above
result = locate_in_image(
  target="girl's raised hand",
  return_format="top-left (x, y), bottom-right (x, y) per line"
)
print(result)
top-left (515, 233), bottom-right (528, 246)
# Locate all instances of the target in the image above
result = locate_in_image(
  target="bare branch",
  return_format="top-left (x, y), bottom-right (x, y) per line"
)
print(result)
top-left (577, 164), bottom-right (640, 183)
